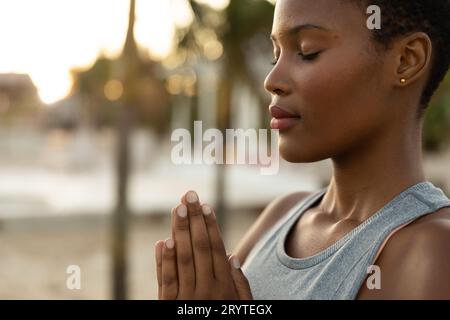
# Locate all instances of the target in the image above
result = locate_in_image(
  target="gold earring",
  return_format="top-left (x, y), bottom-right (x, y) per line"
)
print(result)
top-left (400, 78), bottom-right (406, 84)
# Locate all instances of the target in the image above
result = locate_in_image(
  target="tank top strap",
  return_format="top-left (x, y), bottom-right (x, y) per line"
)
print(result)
top-left (242, 181), bottom-right (450, 299)
top-left (242, 188), bottom-right (327, 269)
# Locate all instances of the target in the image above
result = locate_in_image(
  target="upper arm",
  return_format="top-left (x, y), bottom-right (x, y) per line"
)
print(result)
top-left (357, 207), bottom-right (450, 299)
top-left (232, 191), bottom-right (310, 266)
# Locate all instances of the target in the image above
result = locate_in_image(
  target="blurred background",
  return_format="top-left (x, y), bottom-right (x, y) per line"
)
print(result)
top-left (0, 0), bottom-right (449, 299)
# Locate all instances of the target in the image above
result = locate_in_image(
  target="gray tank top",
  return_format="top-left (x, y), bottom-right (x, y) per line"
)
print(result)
top-left (241, 181), bottom-right (450, 300)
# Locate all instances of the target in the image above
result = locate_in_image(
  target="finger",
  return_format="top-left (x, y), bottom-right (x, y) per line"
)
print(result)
top-left (171, 204), bottom-right (196, 294)
top-left (229, 255), bottom-right (253, 300)
top-left (154, 240), bottom-right (164, 300)
top-left (181, 191), bottom-right (214, 286)
top-left (161, 238), bottom-right (178, 300)
top-left (201, 204), bottom-right (231, 282)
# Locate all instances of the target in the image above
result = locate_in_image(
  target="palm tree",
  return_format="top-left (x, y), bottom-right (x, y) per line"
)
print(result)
top-left (70, 0), bottom-right (168, 299)
top-left (110, 0), bottom-right (138, 300)
top-left (174, 0), bottom-right (274, 228)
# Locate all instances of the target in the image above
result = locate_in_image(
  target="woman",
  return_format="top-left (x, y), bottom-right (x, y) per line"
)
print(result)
top-left (155, 0), bottom-right (450, 299)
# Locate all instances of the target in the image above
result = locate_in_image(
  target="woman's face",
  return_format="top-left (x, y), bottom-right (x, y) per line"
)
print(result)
top-left (265, 0), bottom-right (394, 163)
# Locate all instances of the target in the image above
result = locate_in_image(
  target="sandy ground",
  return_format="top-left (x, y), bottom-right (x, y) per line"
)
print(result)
top-left (0, 210), bottom-right (258, 299)
top-left (1, 149), bottom-right (449, 300)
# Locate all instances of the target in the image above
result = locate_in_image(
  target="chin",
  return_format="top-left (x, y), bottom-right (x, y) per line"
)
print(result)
top-left (279, 139), bottom-right (326, 163)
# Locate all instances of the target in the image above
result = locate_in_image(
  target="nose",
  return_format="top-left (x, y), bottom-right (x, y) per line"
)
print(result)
top-left (264, 62), bottom-right (291, 96)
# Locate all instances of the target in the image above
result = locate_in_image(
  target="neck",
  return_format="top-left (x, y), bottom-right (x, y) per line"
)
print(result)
top-left (320, 119), bottom-right (426, 222)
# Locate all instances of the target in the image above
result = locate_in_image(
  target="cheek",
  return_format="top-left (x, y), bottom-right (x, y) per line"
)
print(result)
top-left (298, 52), bottom-right (381, 122)
top-left (280, 50), bottom-right (386, 162)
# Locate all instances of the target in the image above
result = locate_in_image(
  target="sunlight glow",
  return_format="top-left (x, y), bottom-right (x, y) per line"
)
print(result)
top-left (0, 0), bottom-right (198, 104)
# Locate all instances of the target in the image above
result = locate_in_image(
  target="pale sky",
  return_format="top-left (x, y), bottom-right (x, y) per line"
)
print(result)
top-left (0, 0), bottom-right (229, 104)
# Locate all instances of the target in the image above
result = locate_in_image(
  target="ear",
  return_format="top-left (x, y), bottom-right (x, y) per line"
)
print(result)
top-left (394, 32), bottom-right (432, 87)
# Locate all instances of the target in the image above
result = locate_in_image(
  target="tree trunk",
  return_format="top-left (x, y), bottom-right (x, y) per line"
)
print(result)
top-left (215, 65), bottom-right (232, 230)
top-left (112, 105), bottom-right (132, 300)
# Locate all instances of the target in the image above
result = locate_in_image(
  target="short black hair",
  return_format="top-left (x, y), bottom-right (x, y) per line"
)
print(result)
top-left (347, 0), bottom-right (450, 114)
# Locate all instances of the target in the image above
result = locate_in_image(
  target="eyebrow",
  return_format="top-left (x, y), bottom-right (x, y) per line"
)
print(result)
top-left (270, 23), bottom-right (330, 41)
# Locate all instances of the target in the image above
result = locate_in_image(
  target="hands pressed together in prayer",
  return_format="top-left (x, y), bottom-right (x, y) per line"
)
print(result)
top-left (154, 191), bottom-right (253, 300)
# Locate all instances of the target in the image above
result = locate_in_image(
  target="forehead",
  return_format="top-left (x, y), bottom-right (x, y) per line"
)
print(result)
top-left (272, 0), bottom-right (366, 40)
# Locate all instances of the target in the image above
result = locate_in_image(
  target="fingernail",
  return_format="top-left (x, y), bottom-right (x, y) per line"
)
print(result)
top-left (202, 205), bottom-right (212, 216)
top-left (165, 238), bottom-right (174, 249)
top-left (232, 256), bottom-right (240, 269)
top-left (177, 204), bottom-right (187, 218)
top-left (186, 191), bottom-right (198, 204)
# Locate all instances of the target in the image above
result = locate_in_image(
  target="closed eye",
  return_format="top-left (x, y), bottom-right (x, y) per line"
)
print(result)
top-left (271, 51), bottom-right (322, 65)
top-left (298, 51), bottom-right (321, 61)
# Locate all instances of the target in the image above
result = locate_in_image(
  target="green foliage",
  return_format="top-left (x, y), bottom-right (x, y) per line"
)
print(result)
top-left (171, 0), bottom-right (274, 133)
top-left (74, 57), bottom-right (112, 95)
top-left (423, 74), bottom-right (450, 152)
top-left (70, 55), bottom-right (169, 130)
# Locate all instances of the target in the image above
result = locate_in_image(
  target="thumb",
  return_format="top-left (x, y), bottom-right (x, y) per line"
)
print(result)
top-left (229, 255), bottom-right (253, 300)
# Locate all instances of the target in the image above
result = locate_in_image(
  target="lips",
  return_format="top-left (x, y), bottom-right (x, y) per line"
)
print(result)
top-left (269, 106), bottom-right (300, 119)
top-left (269, 105), bottom-right (301, 131)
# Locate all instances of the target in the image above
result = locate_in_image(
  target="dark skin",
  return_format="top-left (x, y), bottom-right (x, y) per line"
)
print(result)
top-left (155, 0), bottom-right (450, 299)
top-left (258, 0), bottom-right (450, 299)
top-left (155, 191), bottom-right (253, 300)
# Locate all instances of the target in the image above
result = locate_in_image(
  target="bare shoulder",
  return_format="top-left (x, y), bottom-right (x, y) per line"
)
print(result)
top-left (357, 206), bottom-right (450, 299)
top-left (232, 191), bottom-right (311, 266)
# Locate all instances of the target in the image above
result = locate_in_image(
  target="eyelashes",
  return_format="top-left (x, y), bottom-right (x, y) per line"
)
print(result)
top-left (298, 51), bottom-right (321, 61)
top-left (270, 51), bottom-right (322, 65)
